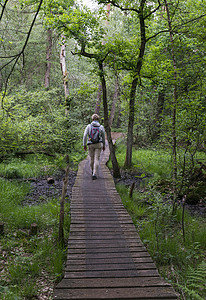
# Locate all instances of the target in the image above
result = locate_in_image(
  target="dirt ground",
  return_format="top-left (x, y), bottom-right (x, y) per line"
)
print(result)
top-left (22, 131), bottom-right (205, 217)
top-left (22, 170), bottom-right (77, 206)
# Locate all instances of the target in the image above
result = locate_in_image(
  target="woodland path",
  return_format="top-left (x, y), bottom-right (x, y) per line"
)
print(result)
top-left (53, 137), bottom-right (178, 300)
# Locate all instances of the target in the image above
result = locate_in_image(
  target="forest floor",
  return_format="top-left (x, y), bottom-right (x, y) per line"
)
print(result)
top-left (22, 131), bottom-right (205, 216)
top-left (23, 164), bottom-right (206, 217)
top-left (22, 180), bottom-right (206, 222)
top-left (22, 170), bottom-right (77, 206)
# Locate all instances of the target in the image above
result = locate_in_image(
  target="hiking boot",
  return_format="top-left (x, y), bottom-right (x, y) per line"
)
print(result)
top-left (92, 175), bottom-right (97, 180)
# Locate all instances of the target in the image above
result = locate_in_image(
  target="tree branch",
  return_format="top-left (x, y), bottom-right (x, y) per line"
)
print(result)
top-left (1, 0), bottom-right (44, 108)
top-left (0, 0), bottom-right (9, 22)
top-left (174, 13), bottom-right (206, 31)
top-left (98, 0), bottom-right (140, 14)
top-left (72, 43), bottom-right (111, 64)
top-left (146, 29), bottom-right (170, 42)
top-left (144, 0), bottom-right (161, 19)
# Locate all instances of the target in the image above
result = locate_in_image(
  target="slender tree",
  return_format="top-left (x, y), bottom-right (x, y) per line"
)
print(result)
top-left (95, 84), bottom-right (102, 114)
top-left (0, 0), bottom-right (9, 22)
top-left (164, 0), bottom-right (178, 213)
top-left (45, 29), bottom-right (53, 89)
top-left (109, 75), bottom-right (119, 127)
top-left (78, 46), bottom-right (121, 178)
top-left (98, 60), bottom-right (121, 177)
top-left (60, 35), bottom-right (70, 116)
top-left (0, 0), bottom-right (44, 105)
top-left (44, 2), bottom-right (121, 176)
top-left (98, 0), bottom-right (161, 167)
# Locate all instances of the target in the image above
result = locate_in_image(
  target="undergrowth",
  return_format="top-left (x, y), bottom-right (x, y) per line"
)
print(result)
top-left (0, 154), bottom-right (72, 300)
top-left (114, 143), bottom-right (206, 300)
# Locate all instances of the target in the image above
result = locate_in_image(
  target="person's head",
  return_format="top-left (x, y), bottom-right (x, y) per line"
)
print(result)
top-left (92, 114), bottom-right (100, 121)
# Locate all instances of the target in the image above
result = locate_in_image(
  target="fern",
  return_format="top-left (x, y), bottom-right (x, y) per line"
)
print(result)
top-left (178, 261), bottom-right (206, 300)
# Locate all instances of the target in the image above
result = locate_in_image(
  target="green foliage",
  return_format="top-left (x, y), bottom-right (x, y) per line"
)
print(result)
top-left (117, 175), bottom-right (206, 299)
top-left (115, 143), bottom-right (206, 299)
top-left (0, 230), bottom-right (68, 299)
top-left (44, 0), bottom-right (105, 52)
top-left (178, 261), bottom-right (206, 300)
top-left (116, 184), bottom-right (147, 221)
top-left (114, 143), bottom-right (206, 201)
top-left (0, 111), bottom-right (18, 158)
top-left (0, 88), bottom-right (84, 157)
top-left (0, 155), bottom-right (56, 179)
top-left (0, 154), bottom-right (70, 299)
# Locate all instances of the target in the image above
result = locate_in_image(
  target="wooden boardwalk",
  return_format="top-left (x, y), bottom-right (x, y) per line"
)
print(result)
top-left (53, 145), bottom-right (177, 299)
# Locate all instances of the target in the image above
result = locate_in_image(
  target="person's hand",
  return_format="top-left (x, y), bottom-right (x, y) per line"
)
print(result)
top-left (84, 145), bottom-right (87, 151)
top-left (103, 145), bottom-right (105, 151)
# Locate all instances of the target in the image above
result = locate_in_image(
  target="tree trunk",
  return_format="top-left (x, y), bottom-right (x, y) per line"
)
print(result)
top-left (29, 223), bottom-right (38, 235)
top-left (152, 89), bottom-right (165, 141)
top-left (95, 84), bottom-right (102, 114)
top-left (125, 77), bottom-right (138, 168)
top-left (0, 222), bottom-right (4, 235)
top-left (164, 0), bottom-right (178, 213)
top-left (45, 29), bottom-right (52, 89)
top-left (116, 97), bottom-right (122, 128)
top-left (109, 76), bottom-right (119, 127)
top-left (99, 61), bottom-right (121, 178)
top-left (59, 164), bottom-right (69, 245)
top-left (60, 35), bottom-right (69, 116)
top-left (0, 73), bottom-right (2, 91)
top-left (124, 0), bottom-right (146, 168)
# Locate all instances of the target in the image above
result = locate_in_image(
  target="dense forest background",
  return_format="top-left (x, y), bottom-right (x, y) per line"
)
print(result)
top-left (0, 0), bottom-right (206, 299)
top-left (1, 0), bottom-right (206, 162)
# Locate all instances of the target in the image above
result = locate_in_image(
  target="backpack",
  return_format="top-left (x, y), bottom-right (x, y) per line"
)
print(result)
top-left (89, 125), bottom-right (100, 143)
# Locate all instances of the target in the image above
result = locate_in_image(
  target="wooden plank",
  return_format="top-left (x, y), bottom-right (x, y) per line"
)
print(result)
top-left (71, 218), bottom-right (134, 223)
top-left (71, 220), bottom-right (134, 225)
top-left (53, 151), bottom-right (177, 300)
top-left (70, 224), bottom-right (136, 230)
top-left (64, 269), bottom-right (159, 278)
top-left (68, 233), bottom-right (140, 239)
top-left (65, 262), bottom-right (156, 271)
top-left (69, 231), bottom-right (138, 236)
top-left (68, 242), bottom-right (142, 248)
top-left (71, 209), bottom-right (126, 213)
top-left (67, 251), bottom-right (151, 260)
top-left (71, 207), bottom-right (126, 211)
top-left (56, 277), bottom-right (170, 289)
top-left (67, 238), bottom-right (142, 244)
top-left (68, 244), bottom-right (146, 251)
top-left (54, 287), bottom-right (177, 299)
top-left (66, 257), bottom-right (153, 265)
top-left (68, 240), bottom-right (141, 246)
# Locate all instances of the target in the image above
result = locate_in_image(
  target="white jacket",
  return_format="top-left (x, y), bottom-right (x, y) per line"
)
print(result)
top-left (83, 121), bottom-right (105, 146)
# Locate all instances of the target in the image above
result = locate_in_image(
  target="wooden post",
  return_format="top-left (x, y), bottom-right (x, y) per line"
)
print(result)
top-left (182, 195), bottom-right (186, 243)
top-left (30, 223), bottom-right (38, 235)
top-left (0, 222), bottom-right (4, 235)
top-left (59, 164), bottom-right (69, 245)
top-left (129, 182), bottom-right (135, 198)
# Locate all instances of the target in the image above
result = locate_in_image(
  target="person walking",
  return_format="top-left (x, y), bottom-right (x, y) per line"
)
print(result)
top-left (83, 114), bottom-right (106, 180)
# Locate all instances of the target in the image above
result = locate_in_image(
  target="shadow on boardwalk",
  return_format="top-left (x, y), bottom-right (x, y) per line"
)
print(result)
top-left (53, 142), bottom-right (178, 299)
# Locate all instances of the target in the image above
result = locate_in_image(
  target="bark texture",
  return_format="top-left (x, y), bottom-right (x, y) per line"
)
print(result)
top-left (45, 29), bottom-right (52, 89)
top-left (60, 36), bottom-right (69, 116)
top-left (109, 76), bottom-right (119, 128)
top-left (99, 61), bottom-right (121, 178)
top-left (164, 0), bottom-right (178, 212)
top-left (95, 84), bottom-right (102, 114)
top-left (77, 45), bottom-right (121, 178)
top-left (59, 164), bottom-right (69, 245)
top-left (124, 0), bottom-right (147, 168)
